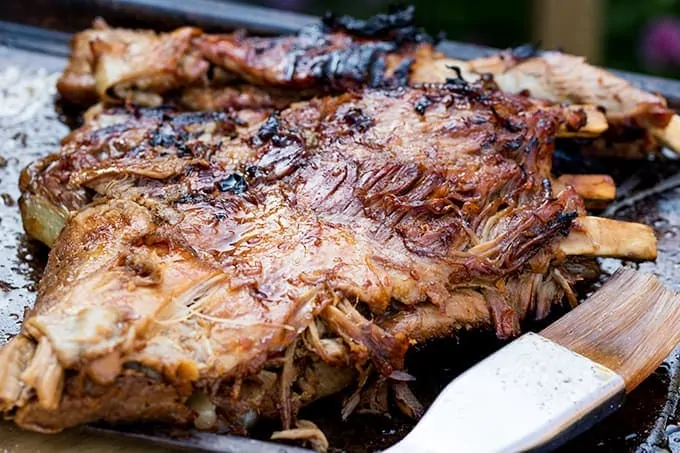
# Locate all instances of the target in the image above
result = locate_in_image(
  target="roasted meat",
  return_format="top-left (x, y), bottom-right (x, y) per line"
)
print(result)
top-left (56, 9), bottom-right (433, 108)
top-left (56, 8), bottom-right (680, 153)
top-left (3, 79), bottom-right (657, 441)
top-left (56, 18), bottom-right (210, 107)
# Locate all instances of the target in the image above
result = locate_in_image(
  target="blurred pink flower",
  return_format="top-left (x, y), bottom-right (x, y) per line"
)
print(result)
top-left (640, 16), bottom-right (680, 69)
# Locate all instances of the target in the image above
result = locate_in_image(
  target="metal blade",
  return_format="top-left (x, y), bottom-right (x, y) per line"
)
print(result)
top-left (86, 425), bottom-right (314, 453)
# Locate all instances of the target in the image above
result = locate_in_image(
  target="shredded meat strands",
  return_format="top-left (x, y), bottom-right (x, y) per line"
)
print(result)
top-left (4, 75), bottom-right (594, 437)
top-left (3, 7), bottom-right (657, 448)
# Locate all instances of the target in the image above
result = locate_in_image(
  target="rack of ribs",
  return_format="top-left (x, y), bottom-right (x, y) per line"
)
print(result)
top-left (1, 75), bottom-right (656, 444)
top-left (55, 6), bottom-right (680, 153)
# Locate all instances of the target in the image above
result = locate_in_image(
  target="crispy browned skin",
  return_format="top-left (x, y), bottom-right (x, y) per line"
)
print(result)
top-left (56, 8), bottom-right (675, 138)
top-left (57, 8), bottom-right (430, 109)
top-left (6, 81), bottom-right (586, 434)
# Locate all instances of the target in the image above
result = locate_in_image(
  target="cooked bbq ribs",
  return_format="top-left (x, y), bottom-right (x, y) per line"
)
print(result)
top-left (56, 7), bottom-right (679, 152)
top-left (3, 78), bottom-right (645, 438)
top-left (0, 8), bottom-right (664, 452)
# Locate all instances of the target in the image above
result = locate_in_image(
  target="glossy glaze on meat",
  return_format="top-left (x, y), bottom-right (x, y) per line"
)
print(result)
top-left (1, 80), bottom-right (590, 436)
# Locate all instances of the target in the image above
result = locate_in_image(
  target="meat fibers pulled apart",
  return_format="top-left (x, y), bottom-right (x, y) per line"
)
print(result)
top-left (2, 79), bottom-right (606, 438)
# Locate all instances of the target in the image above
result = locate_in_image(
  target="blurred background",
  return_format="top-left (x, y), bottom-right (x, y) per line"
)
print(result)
top-left (237, 0), bottom-right (680, 78)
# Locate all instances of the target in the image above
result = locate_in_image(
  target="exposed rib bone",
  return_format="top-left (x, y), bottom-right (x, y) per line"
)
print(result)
top-left (651, 114), bottom-right (680, 153)
top-left (559, 216), bottom-right (657, 260)
top-left (554, 174), bottom-right (616, 202)
top-left (557, 105), bottom-right (608, 138)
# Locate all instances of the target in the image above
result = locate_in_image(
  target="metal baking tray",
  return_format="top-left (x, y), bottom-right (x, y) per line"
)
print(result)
top-left (2, 1), bottom-right (680, 452)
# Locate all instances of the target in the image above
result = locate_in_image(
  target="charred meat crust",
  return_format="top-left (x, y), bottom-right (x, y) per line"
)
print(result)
top-left (57, 8), bottom-right (435, 109)
top-left (8, 81), bottom-right (586, 433)
top-left (321, 5), bottom-right (440, 44)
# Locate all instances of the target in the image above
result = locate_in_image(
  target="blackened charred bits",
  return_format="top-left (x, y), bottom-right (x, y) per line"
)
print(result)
top-left (503, 138), bottom-right (523, 151)
top-left (343, 107), bottom-right (374, 131)
top-left (444, 66), bottom-right (479, 97)
top-left (388, 57), bottom-right (413, 88)
top-left (446, 65), bottom-right (464, 81)
top-left (245, 165), bottom-right (265, 178)
top-left (414, 96), bottom-right (432, 115)
top-left (149, 123), bottom-right (177, 148)
top-left (253, 113), bottom-right (281, 146)
top-left (176, 142), bottom-right (192, 158)
top-left (216, 173), bottom-right (248, 194)
top-left (252, 112), bottom-right (301, 149)
top-left (321, 5), bottom-right (442, 45)
top-left (549, 211), bottom-right (578, 235)
top-left (322, 5), bottom-right (414, 36)
top-left (368, 52), bottom-right (388, 88)
top-left (308, 43), bottom-right (394, 90)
